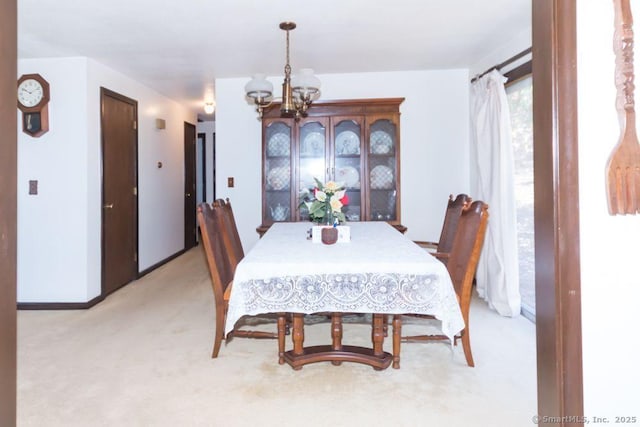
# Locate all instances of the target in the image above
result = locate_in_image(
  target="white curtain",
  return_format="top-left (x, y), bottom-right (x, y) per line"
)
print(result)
top-left (470, 70), bottom-right (521, 317)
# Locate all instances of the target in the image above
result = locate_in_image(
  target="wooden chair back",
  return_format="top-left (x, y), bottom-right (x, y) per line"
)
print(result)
top-left (197, 203), bottom-right (234, 309)
top-left (213, 198), bottom-right (244, 271)
top-left (446, 200), bottom-right (489, 310)
top-left (437, 193), bottom-right (472, 253)
top-left (197, 201), bottom-right (282, 358)
top-left (393, 201), bottom-right (489, 368)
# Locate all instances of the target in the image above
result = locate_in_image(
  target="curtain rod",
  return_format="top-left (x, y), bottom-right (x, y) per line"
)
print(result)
top-left (471, 47), bottom-right (532, 83)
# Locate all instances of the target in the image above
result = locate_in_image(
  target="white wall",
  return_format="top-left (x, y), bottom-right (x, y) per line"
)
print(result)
top-left (577, 0), bottom-right (640, 416)
top-left (87, 58), bottom-right (195, 273)
top-left (196, 120), bottom-right (216, 202)
top-left (215, 70), bottom-right (470, 251)
top-left (17, 57), bottom-right (90, 302)
top-left (470, 27), bottom-right (532, 77)
top-left (17, 57), bottom-right (195, 302)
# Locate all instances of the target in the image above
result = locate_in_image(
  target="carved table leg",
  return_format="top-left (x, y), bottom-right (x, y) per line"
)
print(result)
top-left (382, 314), bottom-right (389, 337)
top-left (371, 313), bottom-right (386, 371)
top-left (292, 313), bottom-right (305, 370)
top-left (372, 314), bottom-right (385, 355)
top-left (277, 313), bottom-right (286, 365)
top-left (331, 313), bottom-right (343, 366)
top-left (392, 314), bottom-right (401, 369)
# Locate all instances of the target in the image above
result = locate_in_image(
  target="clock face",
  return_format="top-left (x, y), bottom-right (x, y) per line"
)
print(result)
top-left (17, 78), bottom-right (45, 108)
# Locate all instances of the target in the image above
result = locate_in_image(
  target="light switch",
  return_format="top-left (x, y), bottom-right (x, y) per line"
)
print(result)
top-left (228, 177), bottom-right (234, 188)
top-left (29, 180), bottom-right (38, 195)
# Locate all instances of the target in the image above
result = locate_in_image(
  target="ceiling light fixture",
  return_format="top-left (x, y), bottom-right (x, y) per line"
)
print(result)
top-left (204, 101), bottom-right (215, 115)
top-left (245, 22), bottom-right (321, 120)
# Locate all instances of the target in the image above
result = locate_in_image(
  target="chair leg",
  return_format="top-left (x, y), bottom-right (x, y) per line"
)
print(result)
top-left (392, 315), bottom-right (401, 369)
top-left (460, 328), bottom-right (475, 367)
top-left (212, 309), bottom-right (225, 358)
top-left (277, 313), bottom-right (286, 365)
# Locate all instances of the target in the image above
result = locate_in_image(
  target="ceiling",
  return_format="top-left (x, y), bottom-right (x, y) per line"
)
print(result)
top-left (17, 0), bottom-right (531, 117)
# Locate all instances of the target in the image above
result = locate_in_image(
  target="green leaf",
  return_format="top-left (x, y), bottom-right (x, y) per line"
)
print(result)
top-left (309, 201), bottom-right (324, 215)
top-left (313, 177), bottom-right (324, 190)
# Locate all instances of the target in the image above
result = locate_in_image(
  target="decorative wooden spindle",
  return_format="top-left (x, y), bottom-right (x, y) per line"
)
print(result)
top-left (607, 0), bottom-right (640, 215)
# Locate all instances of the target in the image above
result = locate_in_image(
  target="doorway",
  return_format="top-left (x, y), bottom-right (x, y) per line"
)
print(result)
top-left (100, 88), bottom-right (139, 296)
top-left (184, 122), bottom-right (197, 250)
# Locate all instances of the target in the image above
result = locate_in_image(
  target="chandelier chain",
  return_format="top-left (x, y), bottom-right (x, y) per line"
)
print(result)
top-left (284, 29), bottom-right (291, 77)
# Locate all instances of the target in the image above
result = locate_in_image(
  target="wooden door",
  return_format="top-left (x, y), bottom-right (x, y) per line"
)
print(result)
top-left (197, 132), bottom-right (206, 205)
top-left (101, 88), bottom-right (138, 296)
top-left (184, 122), bottom-right (197, 250)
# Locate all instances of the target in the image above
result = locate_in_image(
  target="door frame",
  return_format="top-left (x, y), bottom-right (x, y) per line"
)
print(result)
top-left (211, 132), bottom-right (217, 201)
top-left (0, 0), bottom-right (17, 423)
top-left (100, 87), bottom-right (139, 296)
top-left (197, 132), bottom-right (207, 203)
top-left (533, 0), bottom-right (584, 423)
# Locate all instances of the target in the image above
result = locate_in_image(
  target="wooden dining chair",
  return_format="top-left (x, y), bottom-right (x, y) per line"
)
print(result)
top-left (393, 200), bottom-right (489, 367)
top-left (416, 193), bottom-right (471, 255)
top-left (197, 202), bottom-right (283, 358)
top-left (213, 198), bottom-right (244, 271)
top-left (385, 194), bottom-right (469, 336)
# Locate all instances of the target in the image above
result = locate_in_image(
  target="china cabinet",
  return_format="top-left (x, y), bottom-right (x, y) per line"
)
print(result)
top-left (258, 98), bottom-right (405, 236)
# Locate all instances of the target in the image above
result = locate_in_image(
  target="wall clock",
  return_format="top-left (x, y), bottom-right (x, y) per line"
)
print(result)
top-left (17, 73), bottom-right (50, 137)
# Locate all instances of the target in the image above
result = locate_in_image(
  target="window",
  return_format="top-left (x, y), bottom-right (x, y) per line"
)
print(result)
top-left (506, 75), bottom-right (535, 320)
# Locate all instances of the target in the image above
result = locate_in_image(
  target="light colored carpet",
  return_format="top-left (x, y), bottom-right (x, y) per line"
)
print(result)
top-left (18, 246), bottom-right (537, 427)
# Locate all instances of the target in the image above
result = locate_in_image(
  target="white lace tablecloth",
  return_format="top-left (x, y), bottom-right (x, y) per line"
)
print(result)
top-left (225, 222), bottom-right (464, 340)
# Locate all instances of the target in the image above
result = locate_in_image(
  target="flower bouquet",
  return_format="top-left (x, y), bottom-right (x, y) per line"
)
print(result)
top-left (299, 178), bottom-right (349, 225)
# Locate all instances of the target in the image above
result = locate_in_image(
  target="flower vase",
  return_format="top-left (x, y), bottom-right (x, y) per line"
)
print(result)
top-left (321, 227), bottom-right (338, 245)
top-left (324, 204), bottom-right (335, 226)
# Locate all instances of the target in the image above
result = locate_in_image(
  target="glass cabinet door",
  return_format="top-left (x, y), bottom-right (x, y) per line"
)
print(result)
top-left (258, 98), bottom-right (404, 236)
top-left (366, 118), bottom-right (398, 221)
top-left (297, 118), bottom-right (327, 221)
top-left (333, 117), bottom-right (363, 222)
top-left (264, 120), bottom-right (292, 223)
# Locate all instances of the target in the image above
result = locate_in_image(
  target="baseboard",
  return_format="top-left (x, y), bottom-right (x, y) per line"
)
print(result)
top-left (17, 247), bottom-right (192, 310)
top-left (18, 294), bottom-right (105, 310)
top-left (521, 304), bottom-right (536, 323)
top-left (138, 247), bottom-right (190, 278)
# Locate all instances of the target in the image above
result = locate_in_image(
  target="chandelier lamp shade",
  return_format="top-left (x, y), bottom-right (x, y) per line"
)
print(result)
top-left (204, 101), bottom-right (215, 114)
top-left (245, 22), bottom-right (321, 120)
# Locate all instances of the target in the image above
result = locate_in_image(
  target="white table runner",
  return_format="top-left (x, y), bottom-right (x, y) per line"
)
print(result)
top-left (225, 222), bottom-right (464, 340)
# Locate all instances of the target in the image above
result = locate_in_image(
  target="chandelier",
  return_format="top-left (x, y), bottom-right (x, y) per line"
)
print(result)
top-left (245, 22), bottom-right (321, 120)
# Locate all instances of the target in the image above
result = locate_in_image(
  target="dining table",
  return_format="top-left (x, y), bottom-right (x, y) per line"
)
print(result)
top-left (225, 221), bottom-right (464, 370)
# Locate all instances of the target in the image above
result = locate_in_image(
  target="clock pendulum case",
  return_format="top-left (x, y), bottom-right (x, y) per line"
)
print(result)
top-left (17, 73), bottom-right (50, 137)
